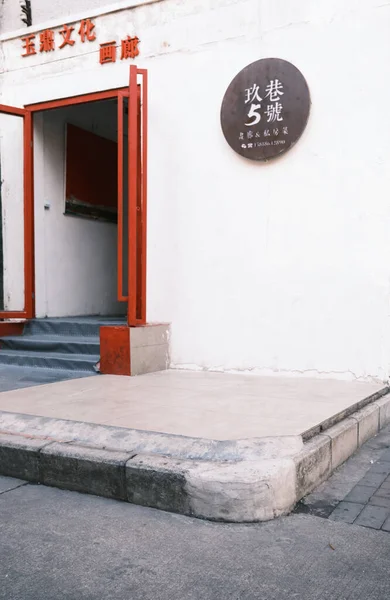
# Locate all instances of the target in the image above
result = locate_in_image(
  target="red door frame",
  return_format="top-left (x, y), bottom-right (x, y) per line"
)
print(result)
top-left (0, 104), bottom-right (34, 320)
top-left (126, 66), bottom-right (147, 326)
top-left (0, 69), bottom-right (147, 326)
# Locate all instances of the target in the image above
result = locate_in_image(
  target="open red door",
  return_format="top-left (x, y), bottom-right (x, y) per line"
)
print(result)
top-left (0, 104), bottom-right (34, 320)
top-left (117, 66), bottom-right (147, 326)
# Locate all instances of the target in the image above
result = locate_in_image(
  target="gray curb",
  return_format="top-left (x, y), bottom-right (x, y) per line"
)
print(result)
top-left (0, 387), bottom-right (389, 522)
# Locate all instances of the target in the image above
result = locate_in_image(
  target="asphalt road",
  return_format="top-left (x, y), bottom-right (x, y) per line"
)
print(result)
top-left (1, 472), bottom-right (390, 600)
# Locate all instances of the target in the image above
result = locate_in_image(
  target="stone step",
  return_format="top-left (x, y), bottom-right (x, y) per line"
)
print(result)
top-left (25, 317), bottom-right (125, 338)
top-left (0, 364), bottom-right (96, 392)
top-left (0, 349), bottom-right (99, 372)
top-left (0, 335), bottom-right (100, 356)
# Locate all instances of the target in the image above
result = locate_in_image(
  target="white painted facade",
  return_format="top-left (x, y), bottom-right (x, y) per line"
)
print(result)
top-left (0, 113), bottom-right (25, 311)
top-left (1, 0), bottom-right (390, 380)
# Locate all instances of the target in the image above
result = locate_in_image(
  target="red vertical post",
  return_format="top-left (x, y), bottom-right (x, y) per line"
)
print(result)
top-left (128, 65), bottom-right (138, 325)
top-left (136, 86), bottom-right (142, 320)
top-left (139, 69), bottom-right (148, 324)
top-left (23, 109), bottom-right (35, 318)
top-left (117, 92), bottom-right (124, 301)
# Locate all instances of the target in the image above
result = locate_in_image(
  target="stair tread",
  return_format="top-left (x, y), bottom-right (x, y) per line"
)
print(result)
top-left (29, 318), bottom-right (125, 325)
top-left (1, 335), bottom-right (100, 343)
top-left (26, 319), bottom-right (126, 339)
top-left (0, 364), bottom-right (96, 377)
top-left (0, 349), bottom-right (99, 360)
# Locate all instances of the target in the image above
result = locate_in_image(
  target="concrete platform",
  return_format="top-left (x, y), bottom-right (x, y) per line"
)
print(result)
top-left (0, 370), bottom-right (389, 522)
top-left (0, 370), bottom-right (385, 440)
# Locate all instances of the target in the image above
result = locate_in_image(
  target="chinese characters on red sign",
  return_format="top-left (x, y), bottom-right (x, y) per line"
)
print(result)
top-left (21, 18), bottom-right (140, 65)
top-left (98, 36), bottom-right (140, 64)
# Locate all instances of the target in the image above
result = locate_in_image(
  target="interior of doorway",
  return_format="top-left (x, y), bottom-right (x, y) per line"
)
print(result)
top-left (34, 98), bottom-right (128, 319)
top-left (0, 66), bottom-right (146, 325)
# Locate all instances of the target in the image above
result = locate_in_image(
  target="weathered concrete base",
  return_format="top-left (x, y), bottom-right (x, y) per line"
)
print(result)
top-left (0, 386), bottom-right (389, 522)
top-left (100, 323), bottom-right (170, 376)
top-left (130, 324), bottom-right (170, 376)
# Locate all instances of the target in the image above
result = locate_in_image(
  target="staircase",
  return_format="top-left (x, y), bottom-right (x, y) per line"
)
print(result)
top-left (0, 317), bottom-right (124, 381)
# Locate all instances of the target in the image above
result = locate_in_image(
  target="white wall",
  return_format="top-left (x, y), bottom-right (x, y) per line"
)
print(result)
top-left (0, 0), bottom-right (124, 34)
top-left (0, 114), bottom-right (25, 311)
top-left (1, 0), bottom-right (390, 379)
top-left (34, 101), bottom-right (125, 317)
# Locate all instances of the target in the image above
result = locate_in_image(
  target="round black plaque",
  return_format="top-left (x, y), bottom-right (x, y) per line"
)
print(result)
top-left (220, 58), bottom-right (310, 161)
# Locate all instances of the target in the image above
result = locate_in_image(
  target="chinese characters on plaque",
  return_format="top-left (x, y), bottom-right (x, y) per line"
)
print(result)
top-left (21, 18), bottom-right (140, 65)
top-left (220, 58), bottom-right (311, 161)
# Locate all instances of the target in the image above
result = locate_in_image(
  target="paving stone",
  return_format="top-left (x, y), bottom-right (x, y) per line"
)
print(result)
top-left (382, 516), bottom-right (390, 532)
top-left (380, 478), bottom-right (390, 490)
top-left (354, 504), bottom-right (389, 529)
top-left (358, 471), bottom-right (388, 487)
top-left (328, 501), bottom-right (364, 524)
top-left (344, 484), bottom-right (376, 504)
top-left (379, 448), bottom-right (390, 462)
top-left (363, 433), bottom-right (390, 451)
top-left (302, 425), bottom-right (390, 531)
top-left (368, 495), bottom-right (390, 509)
top-left (369, 461), bottom-right (390, 476)
top-left (372, 486), bottom-right (390, 500)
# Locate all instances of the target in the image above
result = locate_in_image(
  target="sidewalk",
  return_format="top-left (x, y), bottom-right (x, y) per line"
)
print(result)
top-left (0, 370), bottom-right (389, 521)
